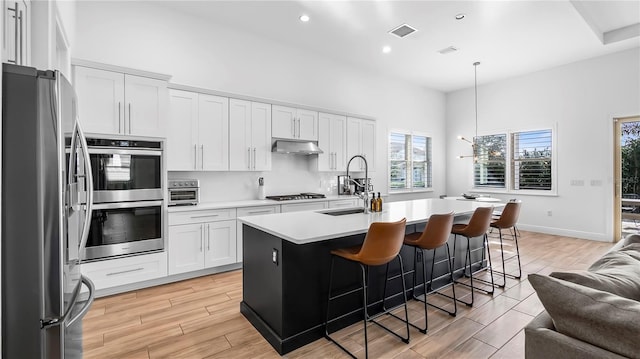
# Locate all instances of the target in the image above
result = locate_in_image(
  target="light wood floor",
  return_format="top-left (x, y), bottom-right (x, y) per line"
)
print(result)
top-left (83, 231), bottom-right (613, 358)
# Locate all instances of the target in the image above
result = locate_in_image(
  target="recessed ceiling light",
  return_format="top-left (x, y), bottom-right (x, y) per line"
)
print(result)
top-left (300, 14), bottom-right (310, 22)
top-left (455, 13), bottom-right (465, 20)
top-left (382, 46), bottom-right (391, 54)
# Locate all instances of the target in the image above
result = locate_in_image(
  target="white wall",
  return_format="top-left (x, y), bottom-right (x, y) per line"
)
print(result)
top-left (72, 1), bottom-right (446, 202)
top-left (446, 48), bottom-right (640, 241)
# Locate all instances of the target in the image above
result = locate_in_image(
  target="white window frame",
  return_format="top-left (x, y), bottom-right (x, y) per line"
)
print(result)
top-left (388, 130), bottom-right (433, 193)
top-left (471, 125), bottom-right (557, 196)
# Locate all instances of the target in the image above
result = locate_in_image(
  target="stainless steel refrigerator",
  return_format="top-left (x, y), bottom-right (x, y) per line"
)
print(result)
top-left (2, 63), bottom-right (95, 358)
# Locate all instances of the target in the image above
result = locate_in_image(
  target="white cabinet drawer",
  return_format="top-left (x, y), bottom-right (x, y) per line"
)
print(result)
top-left (281, 201), bottom-right (328, 213)
top-left (237, 205), bottom-right (280, 217)
top-left (329, 199), bottom-right (359, 208)
top-left (82, 252), bottom-right (167, 291)
top-left (169, 208), bottom-right (236, 225)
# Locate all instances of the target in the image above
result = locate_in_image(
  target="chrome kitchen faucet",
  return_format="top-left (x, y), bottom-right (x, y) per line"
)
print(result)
top-left (345, 155), bottom-right (370, 214)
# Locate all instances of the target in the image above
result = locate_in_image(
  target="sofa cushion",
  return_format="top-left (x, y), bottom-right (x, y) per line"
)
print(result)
top-left (529, 274), bottom-right (640, 359)
top-left (625, 234), bottom-right (640, 245)
top-left (549, 243), bottom-right (640, 301)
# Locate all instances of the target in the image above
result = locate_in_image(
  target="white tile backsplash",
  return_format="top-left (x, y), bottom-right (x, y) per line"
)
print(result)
top-left (168, 154), bottom-right (372, 202)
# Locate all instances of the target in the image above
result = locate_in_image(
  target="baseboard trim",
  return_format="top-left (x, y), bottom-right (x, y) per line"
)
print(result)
top-left (517, 224), bottom-right (612, 242)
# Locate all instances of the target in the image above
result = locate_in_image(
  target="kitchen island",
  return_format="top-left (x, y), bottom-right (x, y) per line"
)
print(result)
top-left (238, 198), bottom-right (501, 354)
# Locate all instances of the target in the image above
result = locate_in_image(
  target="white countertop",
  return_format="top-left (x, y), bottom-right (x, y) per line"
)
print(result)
top-left (238, 198), bottom-right (502, 244)
top-left (167, 195), bottom-right (364, 213)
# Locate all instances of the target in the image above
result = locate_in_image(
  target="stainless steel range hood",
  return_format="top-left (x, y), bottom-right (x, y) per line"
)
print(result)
top-left (271, 140), bottom-right (324, 155)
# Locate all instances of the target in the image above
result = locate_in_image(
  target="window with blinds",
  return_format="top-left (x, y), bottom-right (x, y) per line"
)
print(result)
top-left (512, 129), bottom-right (552, 190)
top-left (389, 132), bottom-right (432, 190)
top-left (474, 134), bottom-right (507, 188)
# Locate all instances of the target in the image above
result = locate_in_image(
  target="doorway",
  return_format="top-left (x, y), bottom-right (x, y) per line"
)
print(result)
top-left (614, 116), bottom-right (640, 240)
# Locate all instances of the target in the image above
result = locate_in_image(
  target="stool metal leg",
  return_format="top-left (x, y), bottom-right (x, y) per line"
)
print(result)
top-left (326, 255), bottom-right (411, 359)
top-left (492, 227), bottom-right (522, 282)
top-left (453, 233), bottom-right (495, 306)
top-left (360, 263), bottom-right (369, 359)
top-left (374, 255), bottom-right (410, 343)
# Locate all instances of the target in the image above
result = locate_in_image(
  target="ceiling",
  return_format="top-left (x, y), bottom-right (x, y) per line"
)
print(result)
top-left (162, 1), bottom-right (640, 92)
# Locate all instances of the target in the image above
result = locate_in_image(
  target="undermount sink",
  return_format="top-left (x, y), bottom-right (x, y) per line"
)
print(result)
top-left (320, 208), bottom-right (366, 216)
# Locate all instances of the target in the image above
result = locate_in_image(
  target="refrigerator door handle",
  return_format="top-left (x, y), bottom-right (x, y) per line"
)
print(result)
top-left (41, 275), bottom-right (96, 329)
top-left (76, 121), bottom-right (94, 255)
top-left (66, 275), bottom-right (96, 328)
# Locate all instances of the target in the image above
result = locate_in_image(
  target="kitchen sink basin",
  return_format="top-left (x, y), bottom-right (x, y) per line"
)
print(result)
top-left (320, 208), bottom-right (366, 216)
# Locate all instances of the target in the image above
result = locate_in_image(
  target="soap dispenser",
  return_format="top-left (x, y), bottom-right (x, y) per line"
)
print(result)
top-left (258, 177), bottom-right (265, 200)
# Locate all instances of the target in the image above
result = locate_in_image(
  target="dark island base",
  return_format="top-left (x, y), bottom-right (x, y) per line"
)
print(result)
top-left (241, 219), bottom-right (487, 355)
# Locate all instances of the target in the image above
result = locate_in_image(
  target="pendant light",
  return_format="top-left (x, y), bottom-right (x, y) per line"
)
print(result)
top-left (457, 61), bottom-right (481, 161)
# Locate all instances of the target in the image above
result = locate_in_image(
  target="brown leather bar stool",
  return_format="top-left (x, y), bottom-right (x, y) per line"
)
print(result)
top-left (490, 200), bottom-right (522, 286)
top-left (324, 218), bottom-right (409, 359)
top-left (402, 212), bottom-right (456, 334)
top-left (451, 206), bottom-right (495, 306)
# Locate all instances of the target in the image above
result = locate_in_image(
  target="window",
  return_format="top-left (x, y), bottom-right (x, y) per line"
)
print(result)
top-left (472, 128), bottom-right (554, 192)
top-left (474, 134), bottom-right (507, 188)
top-left (389, 132), bottom-right (432, 190)
top-left (511, 129), bottom-right (552, 190)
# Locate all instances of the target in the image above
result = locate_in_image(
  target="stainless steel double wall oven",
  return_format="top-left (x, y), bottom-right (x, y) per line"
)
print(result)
top-left (83, 137), bottom-right (164, 261)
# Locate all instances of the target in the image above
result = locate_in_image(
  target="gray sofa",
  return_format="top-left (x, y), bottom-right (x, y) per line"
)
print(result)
top-left (525, 235), bottom-right (640, 359)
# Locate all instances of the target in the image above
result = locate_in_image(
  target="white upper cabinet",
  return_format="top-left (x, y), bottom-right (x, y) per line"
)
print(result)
top-left (272, 105), bottom-right (318, 141)
top-left (347, 117), bottom-right (376, 172)
top-left (318, 112), bottom-right (347, 171)
top-left (229, 99), bottom-right (272, 171)
top-left (73, 66), bottom-right (168, 137)
top-left (125, 74), bottom-right (168, 137)
top-left (198, 94), bottom-right (229, 171)
top-left (74, 67), bottom-right (124, 135)
top-left (167, 89), bottom-right (229, 171)
top-left (167, 90), bottom-right (198, 170)
top-left (2, 0), bottom-right (29, 66)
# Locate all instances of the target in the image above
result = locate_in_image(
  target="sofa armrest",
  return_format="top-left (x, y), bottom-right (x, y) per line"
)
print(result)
top-left (525, 312), bottom-right (627, 359)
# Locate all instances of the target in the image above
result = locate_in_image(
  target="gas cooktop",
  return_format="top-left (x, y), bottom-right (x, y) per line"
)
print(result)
top-left (266, 193), bottom-right (326, 201)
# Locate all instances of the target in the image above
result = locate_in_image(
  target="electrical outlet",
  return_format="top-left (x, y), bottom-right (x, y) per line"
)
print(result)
top-left (547, 210), bottom-right (552, 216)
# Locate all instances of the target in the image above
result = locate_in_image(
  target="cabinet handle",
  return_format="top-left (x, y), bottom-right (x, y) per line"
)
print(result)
top-left (18, 9), bottom-right (23, 65)
top-left (207, 224), bottom-right (211, 251)
top-left (247, 209), bottom-right (273, 215)
top-left (194, 144), bottom-right (198, 170)
top-left (297, 119), bottom-right (300, 138)
top-left (191, 214), bottom-right (219, 219)
top-left (106, 267), bottom-right (144, 276)
top-left (8, 3), bottom-right (17, 64)
top-left (247, 147), bottom-right (251, 169)
top-left (333, 153), bottom-right (337, 170)
top-left (201, 144), bottom-right (204, 169)
top-left (200, 225), bottom-right (204, 252)
top-left (118, 102), bottom-right (121, 133)
top-left (253, 147), bottom-right (256, 170)
top-left (128, 103), bottom-right (132, 134)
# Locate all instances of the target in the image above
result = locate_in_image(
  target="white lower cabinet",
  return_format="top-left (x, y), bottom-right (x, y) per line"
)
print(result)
top-left (329, 198), bottom-right (360, 208)
top-left (81, 252), bottom-right (167, 291)
top-left (236, 205), bottom-right (281, 263)
top-left (281, 201), bottom-right (328, 213)
top-left (168, 209), bottom-right (237, 275)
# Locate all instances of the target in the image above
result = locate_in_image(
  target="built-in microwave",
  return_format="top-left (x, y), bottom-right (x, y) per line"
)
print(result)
top-left (86, 138), bottom-right (163, 203)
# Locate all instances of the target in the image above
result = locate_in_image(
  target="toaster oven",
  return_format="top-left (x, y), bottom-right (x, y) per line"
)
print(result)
top-left (168, 179), bottom-right (200, 206)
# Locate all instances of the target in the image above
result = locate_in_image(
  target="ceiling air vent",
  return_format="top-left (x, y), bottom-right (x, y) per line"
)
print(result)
top-left (438, 46), bottom-right (458, 55)
top-left (389, 24), bottom-right (417, 38)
